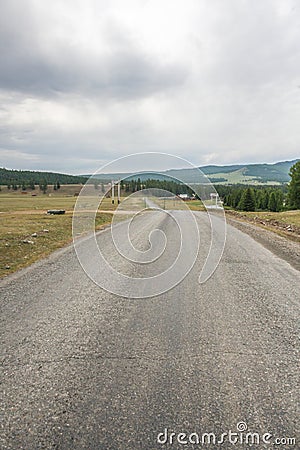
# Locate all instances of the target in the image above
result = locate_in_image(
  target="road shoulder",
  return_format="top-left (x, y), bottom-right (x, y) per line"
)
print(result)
top-left (226, 215), bottom-right (300, 272)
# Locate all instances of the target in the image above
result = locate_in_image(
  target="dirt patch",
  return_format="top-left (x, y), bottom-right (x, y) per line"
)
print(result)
top-left (226, 210), bottom-right (300, 241)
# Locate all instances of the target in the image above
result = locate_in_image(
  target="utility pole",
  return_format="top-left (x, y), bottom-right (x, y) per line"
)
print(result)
top-left (111, 181), bottom-right (115, 204)
top-left (117, 182), bottom-right (121, 204)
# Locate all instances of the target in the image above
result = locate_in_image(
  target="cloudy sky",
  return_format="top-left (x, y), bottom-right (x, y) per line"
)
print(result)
top-left (0, 0), bottom-right (299, 173)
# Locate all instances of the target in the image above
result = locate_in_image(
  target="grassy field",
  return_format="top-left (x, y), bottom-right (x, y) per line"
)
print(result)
top-left (181, 199), bottom-right (205, 210)
top-left (209, 168), bottom-right (281, 185)
top-left (0, 189), bottom-right (115, 278)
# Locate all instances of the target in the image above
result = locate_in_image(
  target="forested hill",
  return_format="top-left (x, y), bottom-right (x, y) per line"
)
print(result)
top-left (0, 168), bottom-right (88, 185)
top-left (164, 159), bottom-right (299, 184)
top-left (87, 159), bottom-right (299, 185)
top-left (200, 159), bottom-right (299, 183)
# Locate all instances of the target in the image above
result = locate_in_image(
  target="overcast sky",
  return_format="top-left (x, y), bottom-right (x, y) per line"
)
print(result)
top-left (0, 0), bottom-right (299, 173)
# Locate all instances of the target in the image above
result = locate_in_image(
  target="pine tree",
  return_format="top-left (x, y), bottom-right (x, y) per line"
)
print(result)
top-left (29, 180), bottom-right (35, 190)
top-left (238, 188), bottom-right (256, 211)
top-left (39, 179), bottom-right (48, 194)
top-left (255, 190), bottom-right (263, 209)
top-left (275, 190), bottom-right (284, 211)
top-left (268, 191), bottom-right (277, 212)
top-left (261, 190), bottom-right (269, 210)
top-left (288, 161), bottom-right (300, 209)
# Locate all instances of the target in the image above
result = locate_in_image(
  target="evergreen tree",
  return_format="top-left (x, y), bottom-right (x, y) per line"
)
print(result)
top-left (238, 188), bottom-right (256, 211)
top-left (261, 190), bottom-right (269, 210)
top-left (39, 180), bottom-right (48, 194)
top-left (29, 179), bottom-right (35, 190)
top-left (255, 190), bottom-right (263, 209)
top-left (275, 190), bottom-right (284, 211)
top-left (288, 161), bottom-right (300, 209)
top-left (268, 191), bottom-right (277, 212)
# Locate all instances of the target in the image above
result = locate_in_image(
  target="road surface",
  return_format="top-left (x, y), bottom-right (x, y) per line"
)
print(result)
top-left (0, 209), bottom-right (299, 449)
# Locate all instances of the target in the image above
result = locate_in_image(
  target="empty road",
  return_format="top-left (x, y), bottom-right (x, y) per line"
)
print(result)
top-left (0, 209), bottom-right (299, 449)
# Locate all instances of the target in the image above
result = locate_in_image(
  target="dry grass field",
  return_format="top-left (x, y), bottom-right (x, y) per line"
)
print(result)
top-left (0, 187), bottom-right (116, 277)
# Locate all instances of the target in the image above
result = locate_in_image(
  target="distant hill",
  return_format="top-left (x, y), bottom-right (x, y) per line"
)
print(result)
top-left (0, 168), bottom-right (88, 185)
top-left (200, 160), bottom-right (299, 183)
top-left (87, 159), bottom-right (299, 185)
top-left (1, 159), bottom-right (298, 187)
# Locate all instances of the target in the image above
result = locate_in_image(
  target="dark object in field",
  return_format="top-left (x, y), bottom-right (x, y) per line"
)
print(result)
top-left (47, 209), bottom-right (65, 215)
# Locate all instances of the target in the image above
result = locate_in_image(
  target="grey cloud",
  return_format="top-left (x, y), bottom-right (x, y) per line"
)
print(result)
top-left (0, 1), bottom-right (186, 99)
top-left (204, 0), bottom-right (300, 88)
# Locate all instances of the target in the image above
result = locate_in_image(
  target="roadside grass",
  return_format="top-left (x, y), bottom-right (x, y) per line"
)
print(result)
top-left (186, 199), bottom-right (205, 211)
top-left (226, 209), bottom-right (300, 242)
top-left (0, 192), bottom-right (116, 278)
top-left (227, 210), bottom-right (300, 227)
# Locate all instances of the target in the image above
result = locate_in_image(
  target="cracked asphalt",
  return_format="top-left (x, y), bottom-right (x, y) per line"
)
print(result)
top-left (0, 210), bottom-right (299, 449)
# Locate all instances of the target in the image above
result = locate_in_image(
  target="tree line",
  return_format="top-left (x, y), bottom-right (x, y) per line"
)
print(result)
top-left (5, 179), bottom-right (61, 194)
top-left (0, 168), bottom-right (87, 186)
top-left (219, 160), bottom-right (300, 211)
top-left (117, 178), bottom-right (193, 196)
top-left (219, 186), bottom-right (285, 212)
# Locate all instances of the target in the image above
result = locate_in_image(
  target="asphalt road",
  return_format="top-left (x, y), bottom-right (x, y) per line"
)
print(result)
top-left (0, 209), bottom-right (299, 449)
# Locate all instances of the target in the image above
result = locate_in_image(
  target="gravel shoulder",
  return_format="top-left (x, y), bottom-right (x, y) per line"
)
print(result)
top-left (226, 215), bottom-right (300, 272)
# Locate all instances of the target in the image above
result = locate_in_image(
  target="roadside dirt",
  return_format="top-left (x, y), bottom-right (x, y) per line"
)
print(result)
top-left (226, 213), bottom-right (300, 272)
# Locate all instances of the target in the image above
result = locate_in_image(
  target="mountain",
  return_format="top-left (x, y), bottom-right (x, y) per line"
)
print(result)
top-left (200, 160), bottom-right (299, 183)
top-left (88, 159), bottom-right (299, 185)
